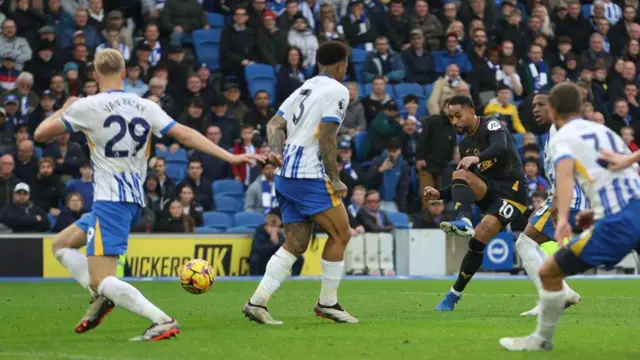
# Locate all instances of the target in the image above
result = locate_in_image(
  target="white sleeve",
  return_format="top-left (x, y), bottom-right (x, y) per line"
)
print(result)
top-left (321, 86), bottom-right (348, 125)
top-left (276, 91), bottom-right (296, 122)
top-left (146, 100), bottom-right (176, 138)
top-left (550, 135), bottom-right (574, 165)
top-left (61, 98), bottom-right (92, 132)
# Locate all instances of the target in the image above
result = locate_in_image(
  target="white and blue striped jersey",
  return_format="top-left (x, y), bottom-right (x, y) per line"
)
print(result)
top-left (544, 124), bottom-right (589, 210)
top-left (62, 90), bottom-right (176, 206)
top-left (275, 75), bottom-right (349, 179)
top-left (549, 118), bottom-right (640, 220)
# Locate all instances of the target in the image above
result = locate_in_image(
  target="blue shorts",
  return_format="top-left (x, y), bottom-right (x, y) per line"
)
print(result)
top-left (77, 201), bottom-right (141, 256)
top-left (560, 199), bottom-right (640, 271)
top-left (275, 175), bottom-right (341, 224)
top-left (529, 198), bottom-right (581, 239)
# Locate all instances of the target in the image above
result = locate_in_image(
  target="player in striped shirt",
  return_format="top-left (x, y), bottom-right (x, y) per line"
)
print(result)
top-left (35, 49), bottom-right (263, 341)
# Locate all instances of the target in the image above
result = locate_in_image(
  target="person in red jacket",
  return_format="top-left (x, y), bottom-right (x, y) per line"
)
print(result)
top-left (232, 124), bottom-right (258, 186)
top-left (621, 126), bottom-right (639, 152)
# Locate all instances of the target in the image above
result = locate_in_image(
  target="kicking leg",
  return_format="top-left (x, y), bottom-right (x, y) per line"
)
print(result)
top-left (440, 169), bottom-right (488, 239)
top-left (88, 256), bottom-right (178, 341)
top-left (244, 222), bottom-right (313, 325)
top-left (311, 204), bottom-right (358, 323)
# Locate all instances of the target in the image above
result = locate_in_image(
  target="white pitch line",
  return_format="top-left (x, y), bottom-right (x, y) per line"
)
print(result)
top-left (399, 292), bottom-right (639, 299)
top-left (0, 352), bottom-right (151, 360)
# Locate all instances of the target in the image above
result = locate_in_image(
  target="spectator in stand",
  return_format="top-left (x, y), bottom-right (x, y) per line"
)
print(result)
top-left (316, 2), bottom-right (337, 27)
top-left (30, 157), bottom-right (62, 216)
top-left (248, 0), bottom-right (268, 29)
top-left (484, 84), bottom-right (525, 133)
top-left (524, 157), bottom-right (550, 197)
top-left (497, 56), bottom-right (523, 98)
top-left (581, 33), bottom-right (614, 70)
top-left (176, 183), bottom-right (204, 227)
top-left (209, 96), bottom-right (240, 150)
top-left (339, 0), bottom-right (377, 50)
top-left (43, 132), bottom-right (86, 178)
top-left (244, 90), bottom-right (275, 140)
top-left (152, 157), bottom-right (176, 201)
top-left (433, 33), bottom-right (472, 75)
top-left (160, 0), bottom-right (208, 46)
top-left (0, 53), bottom-right (20, 91)
top-left (502, 8), bottom-right (528, 59)
top-left (347, 185), bottom-right (365, 217)
top-left (625, 82), bottom-right (640, 118)
top-left (623, 39), bottom-right (640, 75)
top-left (134, 24), bottom-right (164, 67)
top-left (14, 139), bottom-right (38, 185)
top-left (378, 0), bottom-right (408, 53)
top-left (368, 137), bottom-right (409, 213)
top-left (179, 157), bottom-right (214, 211)
top-left (0, 109), bottom-right (14, 152)
top-left (258, 10), bottom-right (287, 65)
top-left (143, 174), bottom-right (164, 214)
top-left (95, 26), bottom-right (131, 62)
top-left (3, 72), bottom-right (38, 117)
top-left (196, 63), bottom-right (215, 101)
top-left (365, 99), bottom-right (401, 159)
top-left (0, 153), bottom-right (18, 206)
top-left (521, 43), bottom-right (548, 97)
top-left (402, 29), bottom-right (434, 85)
top-left (9, 124), bottom-right (28, 155)
top-left (101, 10), bottom-right (133, 51)
top-left (0, 182), bottom-right (50, 232)
top-left (287, 13), bottom-right (318, 69)
top-left (45, 0), bottom-right (73, 35)
top-left (338, 82), bottom-right (365, 138)
top-left (179, 97), bottom-right (208, 134)
top-left (298, 0), bottom-right (319, 30)
top-left (278, 0), bottom-right (301, 33)
top-left (594, 0), bottom-right (622, 25)
top-left (62, 62), bottom-right (81, 97)
top-left (0, 19), bottom-right (32, 69)
top-left (86, 0), bottom-right (105, 32)
top-left (220, 6), bottom-right (259, 84)
top-left (530, 191), bottom-right (547, 214)
top-left (594, 17), bottom-right (611, 54)
top-left (608, 98), bottom-right (638, 137)
top-left (468, 28), bottom-right (496, 104)
top-left (610, 5), bottom-right (636, 56)
top-left (11, 0), bottom-right (44, 48)
top-left (555, 0), bottom-right (593, 55)
top-left (337, 140), bottom-right (364, 199)
top-left (413, 199), bottom-right (453, 229)
top-left (356, 189), bottom-right (393, 233)
top-left (232, 124), bottom-right (259, 186)
top-left (402, 95), bottom-right (425, 127)
top-left (244, 162), bottom-right (278, 213)
top-left (64, 162), bottom-right (93, 211)
top-left (193, 126), bottom-right (233, 182)
top-left (444, 21), bottom-right (465, 50)
top-left (592, 111), bottom-right (606, 125)
top-left (550, 36), bottom-right (572, 69)
top-left (408, 0), bottom-right (443, 51)
top-left (52, 192), bottom-right (85, 232)
top-left (622, 126), bottom-right (639, 152)
top-left (361, 76), bottom-right (392, 123)
top-left (154, 198), bottom-right (195, 233)
top-left (609, 60), bottom-right (639, 101)
top-left (123, 61), bottom-right (147, 96)
top-left (249, 213), bottom-right (303, 275)
top-left (399, 115), bottom-right (419, 167)
top-left (25, 40), bottom-right (61, 94)
top-left (147, 77), bottom-right (177, 119)
top-left (178, 74), bottom-right (210, 117)
top-left (60, 8), bottom-right (100, 50)
top-left (427, 64), bottom-right (467, 116)
top-left (223, 82), bottom-right (248, 123)
top-left (276, 46), bottom-right (306, 105)
top-left (522, 143), bottom-right (541, 161)
top-left (362, 35), bottom-right (405, 84)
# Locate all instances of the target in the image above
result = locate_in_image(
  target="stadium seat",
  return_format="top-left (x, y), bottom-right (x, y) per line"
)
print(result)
top-left (386, 212), bottom-right (410, 229)
top-left (351, 48), bottom-right (368, 82)
top-left (364, 83), bottom-right (395, 98)
top-left (48, 214), bottom-right (56, 231)
top-left (226, 226), bottom-right (257, 234)
top-left (212, 179), bottom-right (244, 197)
top-left (196, 226), bottom-right (223, 234)
top-left (35, 146), bottom-right (43, 160)
top-left (192, 29), bottom-right (222, 71)
top-left (214, 195), bottom-right (240, 215)
top-left (356, 82), bottom-right (365, 100)
top-left (538, 132), bottom-right (549, 147)
top-left (582, 4), bottom-right (591, 16)
top-left (233, 212), bottom-right (264, 228)
top-left (207, 12), bottom-right (225, 28)
top-left (245, 63), bottom-right (276, 81)
top-left (353, 132), bottom-right (368, 161)
top-left (165, 163), bottom-right (186, 183)
top-left (512, 133), bottom-right (524, 148)
top-left (423, 83), bottom-right (434, 100)
top-left (202, 211), bottom-right (232, 229)
top-left (156, 148), bottom-right (188, 164)
top-left (394, 82), bottom-right (427, 117)
top-left (248, 76), bottom-right (277, 105)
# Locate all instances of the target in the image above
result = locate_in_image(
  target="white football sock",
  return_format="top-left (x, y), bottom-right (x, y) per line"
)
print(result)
top-left (97, 276), bottom-right (171, 324)
top-left (250, 247), bottom-right (297, 306)
top-left (319, 259), bottom-right (344, 306)
top-left (55, 248), bottom-right (95, 296)
top-left (516, 234), bottom-right (546, 291)
top-left (534, 289), bottom-right (565, 342)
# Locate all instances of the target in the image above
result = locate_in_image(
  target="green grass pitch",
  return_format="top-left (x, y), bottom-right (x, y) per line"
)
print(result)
top-left (1, 279), bottom-right (640, 360)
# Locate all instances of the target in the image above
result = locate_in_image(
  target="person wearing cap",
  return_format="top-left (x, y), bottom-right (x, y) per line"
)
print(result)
top-left (433, 32), bottom-right (472, 75)
top-left (101, 10), bottom-right (134, 50)
top-left (257, 10), bottom-right (288, 66)
top-left (3, 94), bottom-right (26, 125)
top-left (161, 0), bottom-right (209, 46)
top-left (367, 136), bottom-right (410, 213)
top-left (339, 0), bottom-right (378, 50)
top-left (0, 182), bottom-right (50, 232)
top-left (220, 6), bottom-right (259, 81)
top-left (209, 96), bottom-right (240, 149)
top-left (484, 83), bottom-right (526, 133)
top-left (123, 61), bottom-right (148, 97)
top-left (60, 8), bottom-right (100, 50)
top-left (132, 44), bottom-right (152, 82)
top-left (24, 40), bottom-right (61, 93)
top-left (223, 81), bottom-right (248, 121)
top-left (0, 52), bottom-right (19, 90)
top-left (337, 140), bottom-right (364, 200)
top-left (402, 28), bottom-right (435, 85)
top-left (0, 19), bottom-right (32, 68)
top-left (408, 0), bottom-right (444, 51)
top-left (63, 61), bottom-right (82, 97)
top-left (28, 89), bottom-right (56, 134)
top-left (30, 157), bottom-right (63, 217)
top-left (195, 62), bottom-right (215, 100)
top-left (365, 99), bottom-right (402, 159)
top-left (3, 72), bottom-right (38, 117)
top-left (362, 35), bottom-right (405, 83)
top-left (96, 26), bottom-right (131, 62)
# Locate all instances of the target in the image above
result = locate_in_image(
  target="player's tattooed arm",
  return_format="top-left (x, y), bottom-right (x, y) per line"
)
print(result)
top-left (266, 115), bottom-right (287, 155)
top-left (318, 122), bottom-right (340, 181)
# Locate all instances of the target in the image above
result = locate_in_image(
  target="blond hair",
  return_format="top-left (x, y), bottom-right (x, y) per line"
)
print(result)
top-left (94, 49), bottom-right (125, 77)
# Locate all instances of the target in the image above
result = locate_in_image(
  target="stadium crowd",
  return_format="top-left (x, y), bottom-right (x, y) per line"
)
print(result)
top-left (0, 0), bottom-right (637, 243)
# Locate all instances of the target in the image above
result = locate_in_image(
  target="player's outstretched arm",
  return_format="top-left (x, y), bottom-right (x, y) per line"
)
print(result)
top-left (167, 123), bottom-right (265, 164)
top-left (318, 121), bottom-right (347, 198)
top-left (599, 149), bottom-right (640, 170)
top-left (34, 97), bottom-right (78, 143)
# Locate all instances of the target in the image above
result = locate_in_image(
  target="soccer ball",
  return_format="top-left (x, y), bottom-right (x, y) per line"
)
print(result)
top-left (179, 259), bottom-right (215, 294)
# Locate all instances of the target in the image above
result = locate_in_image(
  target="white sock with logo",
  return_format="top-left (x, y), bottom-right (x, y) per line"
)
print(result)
top-left (534, 289), bottom-right (565, 342)
top-left (250, 247), bottom-right (297, 306)
top-left (97, 276), bottom-right (172, 324)
top-left (55, 248), bottom-right (95, 296)
top-left (319, 259), bottom-right (344, 306)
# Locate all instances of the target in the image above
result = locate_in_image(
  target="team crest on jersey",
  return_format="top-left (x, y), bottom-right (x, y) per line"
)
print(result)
top-left (338, 99), bottom-right (345, 110)
top-left (487, 120), bottom-right (502, 131)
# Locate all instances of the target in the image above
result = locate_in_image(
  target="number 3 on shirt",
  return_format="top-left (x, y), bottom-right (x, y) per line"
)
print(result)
top-left (292, 89), bottom-right (312, 125)
top-left (104, 115), bottom-right (150, 158)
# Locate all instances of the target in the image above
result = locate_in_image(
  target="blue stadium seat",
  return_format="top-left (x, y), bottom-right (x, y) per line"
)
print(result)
top-left (357, 82), bottom-right (365, 100)
top-left (192, 29), bottom-right (222, 71)
top-left (212, 179), bottom-right (244, 197)
top-left (202, 211), bottom-right (232, 229)
top-left (196, 226), bottom-right (223, 234)
top-left (386, 212), bottom-right (410, 229)
top-left (423, 83), bottom-right (434, 100)
top-left (156, 148), bottom-right (188, 164)
top-left (512, 133), bottom-right (524, 148)
top-left (394, 82), bottom-right (427, 117)
top-left (233, 212), bottom-right (264, 228)
top-left (410, 167), bottom-right (419, 195)
top-left (538, 132), bottom-right (549, 147)
top-left (248, 77), bottom-right (277, 105)
top-left (48, 214), bottom-right (56, 231)
top-left (35, 146), bottom-right (43, 160)
top-left (207, 12), bottom-right (225, 28)
top-left (364, 83), bottom-right (395, 97)
top-left (353, 132), bottom-right (368, 161)
top-left (165, 163), bottom-right (186, 183)
top-left (582, 4), bottom-right (591, 16)
top-left (214, 195), bottom-right (240, 215)
top-left (226, 226), bottom-right (256, 234)
top-left (351, 48), bottom-right (368, 82)
top-left (245, 64), bottom-right (276, 81)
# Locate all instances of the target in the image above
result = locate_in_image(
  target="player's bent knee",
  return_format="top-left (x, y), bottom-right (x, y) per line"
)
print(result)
top-left (538, 257), bottom-right (564, 283)
top-left (452, 169), bottom-right (469, 181)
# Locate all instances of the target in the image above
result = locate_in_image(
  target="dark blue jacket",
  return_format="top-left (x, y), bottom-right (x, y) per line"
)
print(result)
top-left (432, 48), bottom-right (473, 74)
top-left (1, 201), bottom-right (50, 232)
